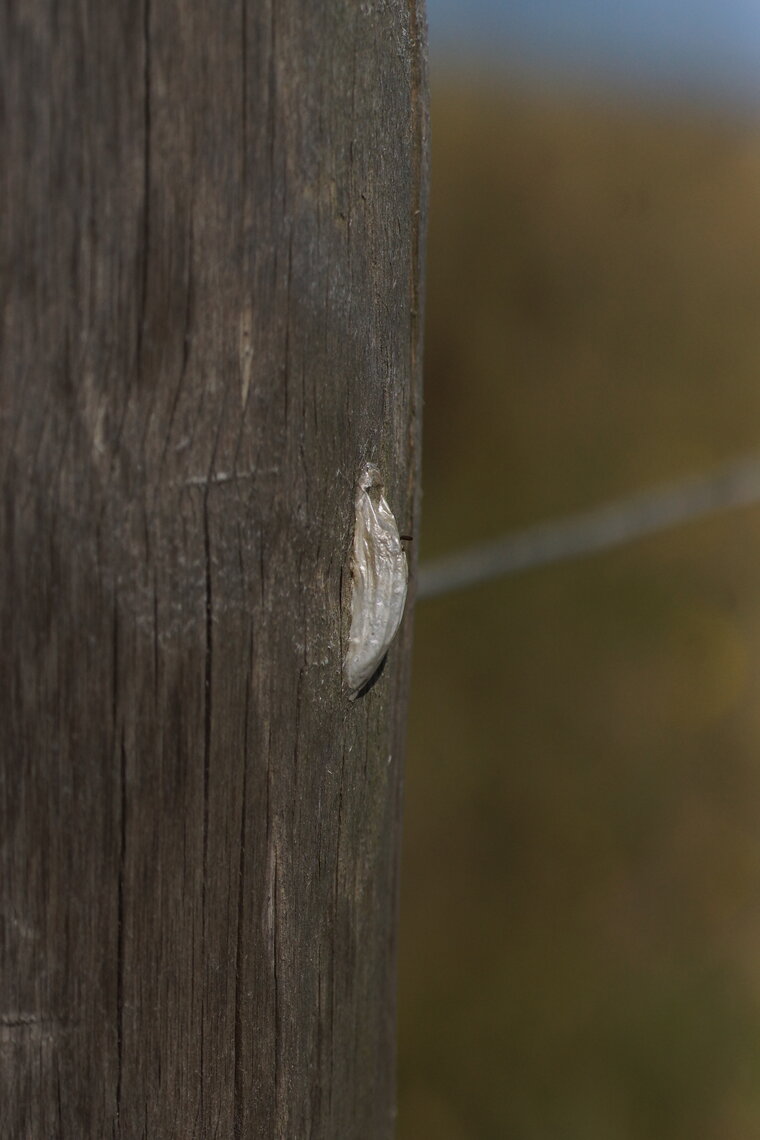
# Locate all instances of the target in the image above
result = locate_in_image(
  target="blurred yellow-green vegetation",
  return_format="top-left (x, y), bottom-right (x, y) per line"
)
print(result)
top-left (398, 75), bottom-right (760, 1140)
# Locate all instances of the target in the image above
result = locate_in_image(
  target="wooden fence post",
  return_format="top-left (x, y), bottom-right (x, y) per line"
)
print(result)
top-left (0, 2), bottom-right (428, 1135)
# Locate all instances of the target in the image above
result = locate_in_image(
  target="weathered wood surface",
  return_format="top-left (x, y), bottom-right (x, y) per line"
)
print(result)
top-left (0, 1), bottom-right (428, 1135)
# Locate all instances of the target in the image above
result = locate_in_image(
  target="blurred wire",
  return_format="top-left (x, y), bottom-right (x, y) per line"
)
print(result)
top-left (418, 454), bottom-right (760, 601)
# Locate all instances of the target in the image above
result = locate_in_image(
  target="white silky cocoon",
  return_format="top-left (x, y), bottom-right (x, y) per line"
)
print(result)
top-left (344, 464), bottom-right (408, 694)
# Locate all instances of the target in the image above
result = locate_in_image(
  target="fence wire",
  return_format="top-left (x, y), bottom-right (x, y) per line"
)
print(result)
top-left (417, 454), bottom-right (760, 601)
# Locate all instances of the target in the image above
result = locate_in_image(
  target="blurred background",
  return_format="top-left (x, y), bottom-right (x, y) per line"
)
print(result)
top-left (397, 3), bottom-right (760, 1137)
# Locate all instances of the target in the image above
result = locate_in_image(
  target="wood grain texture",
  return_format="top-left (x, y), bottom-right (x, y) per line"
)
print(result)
top-left (0, 1), bottom-right (428, 1135)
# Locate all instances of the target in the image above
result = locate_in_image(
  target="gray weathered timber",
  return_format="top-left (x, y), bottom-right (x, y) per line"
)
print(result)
top-left (0, 1), bottom-right (428, 1135)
